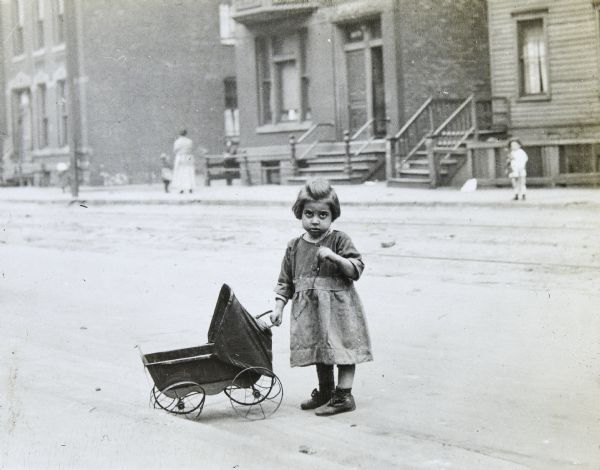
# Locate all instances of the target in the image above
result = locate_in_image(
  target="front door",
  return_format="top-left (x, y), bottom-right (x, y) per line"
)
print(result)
top-left (346, 48), bottom-right (367, 136)
top-left (344, 19), bottom-right (386, 138)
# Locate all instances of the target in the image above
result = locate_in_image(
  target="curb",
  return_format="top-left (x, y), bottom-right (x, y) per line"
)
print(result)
top-left (2, 197), bottom-right (599, 209)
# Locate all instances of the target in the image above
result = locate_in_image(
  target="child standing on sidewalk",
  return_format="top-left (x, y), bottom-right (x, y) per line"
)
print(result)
top-left (270, 179), bottom-right (373, 416)
top-left (507, 139), bottom-right (528, 201)
top-left (159, 153), bottom-right (173, 193)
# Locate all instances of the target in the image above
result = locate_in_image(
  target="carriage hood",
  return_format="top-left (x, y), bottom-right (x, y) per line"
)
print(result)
top-left (207, 284), bottom-right (273, 372)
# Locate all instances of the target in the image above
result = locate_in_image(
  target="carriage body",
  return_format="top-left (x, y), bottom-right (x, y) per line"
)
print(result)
top-left (143, 343), bottom-right (258, 397)
top-left (141, 284), bottom-right (282, 419)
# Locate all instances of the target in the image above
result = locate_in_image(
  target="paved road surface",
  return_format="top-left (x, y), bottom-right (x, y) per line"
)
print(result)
top-left (1, 201), bottom-right (599, 469)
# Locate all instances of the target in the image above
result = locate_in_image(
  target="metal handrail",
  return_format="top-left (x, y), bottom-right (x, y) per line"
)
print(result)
top-left (351, 118), bottom-right (374, 141)
top-left (297, 122), bottom-right (334, 144)
top-left (298, 139), bottom-right (321, 160)
top-left (353, 136), bottom-right (376, 158)
top-left (290, 122), bottom-right (335, 175)
top-left (351, 117), bottom-right (389, 157)
top-left (394, 96), bottom-right (433, 140)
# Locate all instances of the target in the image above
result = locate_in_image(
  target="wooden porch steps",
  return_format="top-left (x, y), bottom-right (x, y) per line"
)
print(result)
top-left (286, 174), bottom-right (365, 185)
top-left (302, 155), bottom-right (380, 166)
top-left (398, 168), bottom-right (449, 177)
top-left (387, 94), bottom-right (508, 188)
top-left (387, 177), bottom-right (433, 188)
top-left (298, 163), bottom-right (374, 174)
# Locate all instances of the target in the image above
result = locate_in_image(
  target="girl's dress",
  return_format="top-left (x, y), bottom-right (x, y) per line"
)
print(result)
top-left (275, 229), bottom-right (373, 367)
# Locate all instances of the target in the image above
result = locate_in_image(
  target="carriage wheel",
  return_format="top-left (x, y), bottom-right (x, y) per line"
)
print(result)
top-left (151, 381), bottom-right (206, 418)
top-left (223, 367), bottom-right (283, 420)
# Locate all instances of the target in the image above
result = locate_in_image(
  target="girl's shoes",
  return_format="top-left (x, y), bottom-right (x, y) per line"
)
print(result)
top-left (300, 388), bottom-right (332, 410)
top-left (315, 387), bottom-right (356, 416)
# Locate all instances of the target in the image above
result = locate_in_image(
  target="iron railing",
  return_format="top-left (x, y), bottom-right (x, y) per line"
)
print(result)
top-left (289, 122), bottom-right (335, 175)
top-left (345, 117), bottom-right (389, 179)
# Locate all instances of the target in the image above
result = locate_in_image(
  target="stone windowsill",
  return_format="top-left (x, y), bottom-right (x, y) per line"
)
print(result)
top-left (256, 121), bottom-right (313, 135)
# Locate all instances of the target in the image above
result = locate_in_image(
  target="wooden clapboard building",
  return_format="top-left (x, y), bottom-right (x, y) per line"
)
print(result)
top-left (471, 0), bottom-right (600, 186)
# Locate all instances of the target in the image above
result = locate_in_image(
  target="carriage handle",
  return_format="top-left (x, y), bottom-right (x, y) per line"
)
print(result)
top-left (255, 309), bottom-right (276, 328)
top-left (255, 309), bottom-right (272, 320)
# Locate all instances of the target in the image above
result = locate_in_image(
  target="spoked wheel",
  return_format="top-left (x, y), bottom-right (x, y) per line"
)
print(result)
top-left (223, 367), bottom-right (283, 420)
top-left (150, 381), bottom-right (206, 419)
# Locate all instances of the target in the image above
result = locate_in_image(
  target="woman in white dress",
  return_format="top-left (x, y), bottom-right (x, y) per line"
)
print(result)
top-left (171, 129), bottom-right (195, 193)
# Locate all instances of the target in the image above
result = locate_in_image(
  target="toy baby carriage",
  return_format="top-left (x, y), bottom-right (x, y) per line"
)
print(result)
top-left (140, 284), bottom-right (283, 420)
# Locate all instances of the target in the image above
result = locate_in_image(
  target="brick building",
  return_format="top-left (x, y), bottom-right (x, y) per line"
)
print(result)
top-left (0, 0), bottom-right (237, 185)
top-left (0, 3), bottom-right (6, 176)
top-left (230, 0), bottom-right (491, 186)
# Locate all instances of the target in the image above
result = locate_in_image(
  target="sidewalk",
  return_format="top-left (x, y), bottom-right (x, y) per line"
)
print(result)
top-left (1, 180), bottom-right (600, 208)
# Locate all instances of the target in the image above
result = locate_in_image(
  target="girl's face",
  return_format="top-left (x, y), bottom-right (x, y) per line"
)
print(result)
top-left (510, 141), bottom-right (521, 151)
top-left (301, 200), bottom-right (332, 239)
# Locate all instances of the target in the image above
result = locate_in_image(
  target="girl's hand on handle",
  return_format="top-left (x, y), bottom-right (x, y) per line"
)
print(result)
top-left (270, 307), bottom-right (283, 327)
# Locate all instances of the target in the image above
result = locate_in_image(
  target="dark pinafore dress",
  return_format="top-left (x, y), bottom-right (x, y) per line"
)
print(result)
top-left (275, 229), bottom-right (373, 367)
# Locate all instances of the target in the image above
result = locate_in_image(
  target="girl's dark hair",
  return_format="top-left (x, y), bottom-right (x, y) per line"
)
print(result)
top-left (292, 179), bottom-right (341, 221)
top-left (179, 129), bottom-right (187, 136)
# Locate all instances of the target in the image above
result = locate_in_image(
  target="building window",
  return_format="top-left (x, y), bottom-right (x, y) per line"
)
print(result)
top-left (517, 17), bottom-right (549, 97)
top-left (256, 30), bottom-right (310, 125)
top-left (12, 0), bottom-right (24, 56)
top-left (35, 0), bottom-right (45, 49)
top-left (53, 0), bottom-right (65, 44)
top-left (219, 3), bottom-right (236, 45)
top-left (37, 84), bottom-right (49, 148)
top-left (56, 80), bottom-right (68, 146)
top-left (224, 77), bottom-right (239, 137)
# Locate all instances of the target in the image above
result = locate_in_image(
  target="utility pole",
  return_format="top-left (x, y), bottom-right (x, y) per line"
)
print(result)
top-left (64, 0), bottom-right (82, 198)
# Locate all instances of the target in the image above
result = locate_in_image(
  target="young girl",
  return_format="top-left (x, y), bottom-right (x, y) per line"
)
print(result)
top-left (159, 153), bottom-right (173, 193)
top-left (507, 138), bottom-right (528, 201)
top-left (270, 179), bottom-right (373, 416)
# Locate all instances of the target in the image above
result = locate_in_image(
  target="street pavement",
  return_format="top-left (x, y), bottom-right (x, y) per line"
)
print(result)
top-left (1, 187), bottom-right (599, 469)
top-left (1, 180), bottom-right (600, 208)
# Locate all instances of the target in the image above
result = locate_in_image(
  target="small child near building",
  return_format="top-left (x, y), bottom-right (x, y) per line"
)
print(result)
top-left (159, 153), bottom-right (173, 193)
top-left (507, 139), bottom-right (528, 201)
top-left (270, 179), bottom-right (373, 416)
